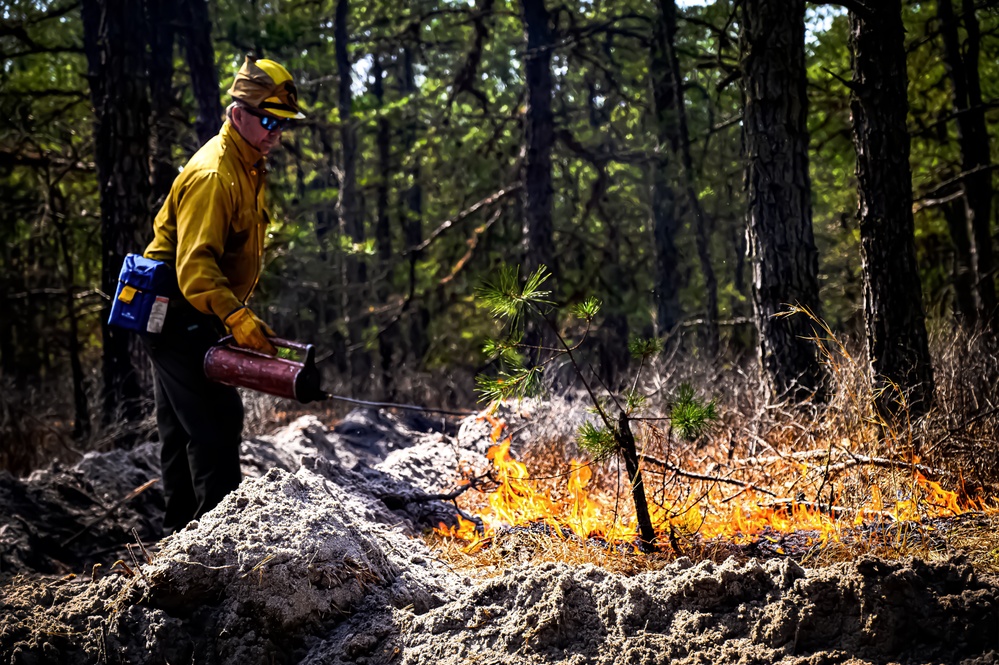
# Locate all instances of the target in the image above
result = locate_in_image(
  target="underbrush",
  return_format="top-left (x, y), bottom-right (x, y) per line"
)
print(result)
top-left (430, 326), bottom-right (999, 575)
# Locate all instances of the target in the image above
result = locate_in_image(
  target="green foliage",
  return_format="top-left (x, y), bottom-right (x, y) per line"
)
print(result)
top-left (577, 421), bottom-right (618, 459)
top-left (475, 365), bottom-right (544, 403)
top-left (670, 384), bottom-right (719, 442)
top-left (3, 0), bottom-right (998, 451)
top-left (482, 335), bottom-right (524, 366)
top-left (571, 297), bottom-right (602, 322)
top-left (628, 337), bottom-right (664, 360)
top-left (476, 265), bottom-right (554, 332)
top-left (624, 390), bottom-right (648, 413)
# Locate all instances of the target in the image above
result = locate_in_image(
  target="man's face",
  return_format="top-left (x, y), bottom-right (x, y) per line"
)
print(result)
top-left (232, 105), bottom-right (284, 155)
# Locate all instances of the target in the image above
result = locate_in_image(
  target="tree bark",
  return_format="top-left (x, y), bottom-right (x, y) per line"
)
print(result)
top-left (651, 0), bottom-right (718, 356)
top-left (373, 54), bottom-right (395, 395)
top-left (943, 198), bottom-right (979, 325)
top-left (81, 0), bottom-right (152, 429)
top-left (51, 189), bottom-right (90, 439)
top-left (179, 0), bottom-right (223, 145)
top-left (146, 0), bottom-right (176, 207)
top-left (518, 0), bottom-right (556, 281)
top-left (401, 45), bottom-right (429, 364)
top-left (334, 0), bottom-right (369, 382)
top-left (616, 412), bottom-right (657, 553)
top-left (937, 0), bottom-right (996, 328)
top-left (649, 0), bottom-right (683, 340)
top-left (849, 1), bottom-right (935, 419)
top-left (742, 0), bottom-right (825, 402)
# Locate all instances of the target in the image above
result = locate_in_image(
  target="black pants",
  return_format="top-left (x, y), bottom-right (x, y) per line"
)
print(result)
top-left (142, 301), bottom-right (243, 534)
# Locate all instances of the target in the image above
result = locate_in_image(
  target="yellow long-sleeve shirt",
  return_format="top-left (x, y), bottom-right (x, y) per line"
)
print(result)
top-left (145, 120), bottom-right (268, 322)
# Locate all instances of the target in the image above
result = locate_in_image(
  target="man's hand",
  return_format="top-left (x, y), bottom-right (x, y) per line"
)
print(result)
top-left (225, 306), bottom-right (277, 356)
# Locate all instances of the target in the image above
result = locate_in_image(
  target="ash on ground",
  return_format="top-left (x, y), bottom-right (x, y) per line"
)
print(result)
top-left (1, 405), bottom-right (997, 665)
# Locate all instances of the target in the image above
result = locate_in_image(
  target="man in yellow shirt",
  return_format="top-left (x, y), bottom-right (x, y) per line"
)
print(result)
top-left (144, 56), bottom-right (304, 534)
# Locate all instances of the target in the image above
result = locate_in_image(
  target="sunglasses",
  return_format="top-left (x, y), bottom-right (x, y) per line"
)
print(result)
top-left (244, 109), bottom-right (291, 132)
top-left (258, 114), bottom-right (291, 131)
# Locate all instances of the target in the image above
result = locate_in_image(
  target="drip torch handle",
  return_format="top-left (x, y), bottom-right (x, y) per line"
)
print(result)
top-left (213, 335), bottom-right (315, 363)
top-left (269, 338), bottom-right (312, 354)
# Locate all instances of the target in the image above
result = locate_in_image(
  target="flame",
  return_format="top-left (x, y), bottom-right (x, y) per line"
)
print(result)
top-left (435, 415), bottom-right (996, 554)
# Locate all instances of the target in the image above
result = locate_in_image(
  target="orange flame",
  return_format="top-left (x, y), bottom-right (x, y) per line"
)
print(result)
top-left (435, 416), bottom-right (996, 554)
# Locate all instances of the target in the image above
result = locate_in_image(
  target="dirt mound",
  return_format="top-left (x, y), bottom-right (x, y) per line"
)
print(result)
top-left (1, 463), bottom-right (462, 664)
top-left (0, 412), bottom-right (469, 580)
top-left (305, 556), bottom-right (998, 665)
top-left (0, 442), bottom-right (163, 576)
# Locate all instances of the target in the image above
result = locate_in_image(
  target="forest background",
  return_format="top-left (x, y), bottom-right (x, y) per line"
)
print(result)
top-left (1, 0), bottom-right (997, 476)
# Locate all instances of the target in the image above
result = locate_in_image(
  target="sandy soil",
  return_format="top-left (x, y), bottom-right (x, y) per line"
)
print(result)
top-left (1, 407), bottom-right (997, 665)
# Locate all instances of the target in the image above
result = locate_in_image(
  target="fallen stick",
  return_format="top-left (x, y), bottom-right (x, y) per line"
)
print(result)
top-left (823, 455), bottom-right (951, 478)
top-left (61, 478), bottom-right (159, 548)
top-left (735, 450), bottom-right (949, 478)
top-left (376, 475), bottom-right (487, 508)
top-left (639, 454), bottom-right (777, 497)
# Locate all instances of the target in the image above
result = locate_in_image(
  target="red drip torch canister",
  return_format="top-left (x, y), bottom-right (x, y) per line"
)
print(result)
top-left (204, 337), bottom-right (326, 403)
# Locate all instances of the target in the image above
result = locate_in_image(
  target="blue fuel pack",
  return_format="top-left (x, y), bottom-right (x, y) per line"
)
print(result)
top-left (108, 254), bottom-right (172, 334)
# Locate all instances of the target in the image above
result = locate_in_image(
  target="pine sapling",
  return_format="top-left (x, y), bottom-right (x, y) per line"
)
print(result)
top-left (477, 265), bottom-right (719, 553)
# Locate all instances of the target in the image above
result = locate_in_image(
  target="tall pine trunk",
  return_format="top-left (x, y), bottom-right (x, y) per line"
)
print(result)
top-left (81, 0), bottom-right (152, 431)
top-left (849, 1), bottom-right (935, 419)
top-left (649, 0), bottom-right (683, 340)
top-left (334, 0), bottom-right (369, 383)
top-left (180, 0), bottom-right (223, 145)
top-left (372, 55), bottom-right (395, 396)
top-left (938, 0), bottom-right (996, 329)
top-left (400, 46), bottom-right (429, 365)
top-left (147, 0), bottom-right (176, 207)
top-left (742, 0), bottom-right (824, 402)
top-left (651, 0), bottom-right (718, 356)
top-left (519, 0), bottom-right (556, 281)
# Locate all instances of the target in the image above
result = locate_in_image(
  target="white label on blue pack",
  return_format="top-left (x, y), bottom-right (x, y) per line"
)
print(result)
top-left (147, 296), bottom-right (169, 333)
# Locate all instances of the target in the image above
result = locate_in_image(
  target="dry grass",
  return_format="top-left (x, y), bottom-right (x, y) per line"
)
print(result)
top-left (430, 322), bottom-right (999, 576)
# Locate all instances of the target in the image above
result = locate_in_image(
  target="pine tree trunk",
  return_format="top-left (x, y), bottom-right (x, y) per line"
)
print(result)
top-left (657, 0), bottom-right (719, 357)
top-left (943, 198), bottom-right (979, 326)
top-left (649, 0), bottom-right (683, 339)
top-left (938, 0), bottom-right (996, 328)
top-left (742, 0), bottom-right (825, 402)
top-left (372, 55), bottom-right (395, 396)
top-left (334, 0), bottom-right (369, 384)
top-left (519, 0), bottom-right (556, 281)
top-left (616, 412), bottom-right (657, 553)
top-left (401, 46), bottom-right (429, 365)
top-left (147, 0), bottom-right (176, 208)
top-left (849, 1), bottom-right (935, 419)
top-left (51, 191), bottom-right (90, 440)
top-left (81, 0), bottom-right (152, 430)
top-left (180, 0), bottom-right (223, 146)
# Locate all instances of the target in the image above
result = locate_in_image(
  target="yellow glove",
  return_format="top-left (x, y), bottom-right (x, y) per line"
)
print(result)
top-left (225, 306), bottom-right (277, 356)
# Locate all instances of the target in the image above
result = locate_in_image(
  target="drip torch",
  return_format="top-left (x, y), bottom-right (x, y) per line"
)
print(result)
top-left (204, 337), bottom-right (327, 403)
top-left (204, 337), bottom-right (474, 416)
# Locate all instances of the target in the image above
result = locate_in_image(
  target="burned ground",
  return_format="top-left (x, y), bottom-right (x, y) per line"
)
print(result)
top-left (1, 406), bottom-right (997, 665)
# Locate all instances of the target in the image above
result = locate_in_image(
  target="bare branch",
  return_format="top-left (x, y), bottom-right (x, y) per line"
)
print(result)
top-left (405, 183), bottom-right (522, 255)
top-left (640, 454), bottom-right (778, 497)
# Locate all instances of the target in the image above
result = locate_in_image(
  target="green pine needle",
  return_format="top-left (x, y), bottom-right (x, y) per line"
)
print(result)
top-left (475, 366), bottom-right (544, 403)
top-left (571, 296), bottom-right (602, 321)
top-left (476, 265), bottom-right (554, 331)
top-left (670, 383), bottom-right (718, 441)
top-left (577, 421), bottom-right (618, 459)
top-left (624, 390), bottom-right (648, 413)
top-left (628, 336), bottom-right (664, 360)
top-left (482, 337), bottom-right (524, 366)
